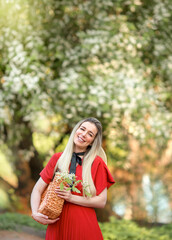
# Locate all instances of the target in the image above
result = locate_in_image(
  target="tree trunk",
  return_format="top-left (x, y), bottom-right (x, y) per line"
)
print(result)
top-left (13, 122), bottom-right (43, 196)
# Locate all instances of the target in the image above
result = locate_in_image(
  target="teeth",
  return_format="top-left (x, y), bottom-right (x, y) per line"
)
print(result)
top-left (78, 137), bottom-right (84, 142)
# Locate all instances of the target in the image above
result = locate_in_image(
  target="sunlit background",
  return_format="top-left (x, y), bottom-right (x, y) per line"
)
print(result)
top-left (0, 0), bottom-right (172, 237)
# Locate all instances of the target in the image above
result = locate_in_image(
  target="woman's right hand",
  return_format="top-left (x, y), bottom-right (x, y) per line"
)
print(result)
top-left (32, 211), bottom-right (59, 225)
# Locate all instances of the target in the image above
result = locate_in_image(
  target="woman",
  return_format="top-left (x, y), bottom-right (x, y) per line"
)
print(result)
top-left (31, 117), bottom-right (115, 240)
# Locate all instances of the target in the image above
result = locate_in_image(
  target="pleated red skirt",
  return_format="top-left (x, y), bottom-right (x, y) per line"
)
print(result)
top-left (45, 201), bottom-right (103, 240)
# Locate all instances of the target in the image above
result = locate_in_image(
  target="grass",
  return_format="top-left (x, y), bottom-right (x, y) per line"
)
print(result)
top-left (0, 212), bottom-right (46, 231)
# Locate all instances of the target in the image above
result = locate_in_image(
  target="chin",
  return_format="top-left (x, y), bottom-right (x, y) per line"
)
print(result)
top-left (74, 145), bottom-right (87, 152)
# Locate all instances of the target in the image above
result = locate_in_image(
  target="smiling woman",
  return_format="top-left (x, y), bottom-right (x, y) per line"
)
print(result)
top-left (30, 117), bottom-right (115, 240)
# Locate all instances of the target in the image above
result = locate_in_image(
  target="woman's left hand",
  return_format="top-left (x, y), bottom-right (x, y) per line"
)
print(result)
top-left (55, 186), bottom-right (72, 202)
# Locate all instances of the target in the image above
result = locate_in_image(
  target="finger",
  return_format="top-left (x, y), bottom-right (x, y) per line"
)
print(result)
top-left (45, 218), bottom-right (60, 224)
top-left (36, 217), bottom-right (59, 225)
top-left (38, 213), bottom-right (49, 219)
top-left (56, 193), bottom-right (65, 198)
top-left (55, 189), bottom-right (65, 194)
top-left (37, 220), bottom-right (47, 225)
top-left (55, 187), bottom-right (68, 192)
top-left (34, 218), bottom-right (47, 225)
top-left (49, 218), bottom-right (60, 223)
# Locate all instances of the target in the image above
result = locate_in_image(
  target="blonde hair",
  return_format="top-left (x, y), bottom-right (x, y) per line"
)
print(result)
top-left (54, 117), bottom-right (107, 196)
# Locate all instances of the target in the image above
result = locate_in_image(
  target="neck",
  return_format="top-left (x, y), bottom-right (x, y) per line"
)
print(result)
top-left (74, 150), bottom-right (86, 154)
top-left (74, 147), bottom-right (86, 153)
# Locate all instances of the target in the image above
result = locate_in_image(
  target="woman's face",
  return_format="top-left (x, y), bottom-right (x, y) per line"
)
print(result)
top-left (73, 121), bottom-right (98, 152)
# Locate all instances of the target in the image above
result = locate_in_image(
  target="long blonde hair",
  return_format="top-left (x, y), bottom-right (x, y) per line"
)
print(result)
top-left (54, 117), bottom-right (107, 196)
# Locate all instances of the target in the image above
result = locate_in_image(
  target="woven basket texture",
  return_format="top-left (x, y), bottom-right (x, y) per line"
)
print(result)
top-left (38, 174), bottom-right (66, 219)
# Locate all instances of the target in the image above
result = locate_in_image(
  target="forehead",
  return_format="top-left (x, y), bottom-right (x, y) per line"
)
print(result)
top-left (80, 121), bottom-right (98, 134)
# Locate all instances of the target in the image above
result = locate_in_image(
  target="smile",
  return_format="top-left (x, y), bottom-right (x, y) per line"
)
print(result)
top-left (78, 136), bottom-right (85, 143)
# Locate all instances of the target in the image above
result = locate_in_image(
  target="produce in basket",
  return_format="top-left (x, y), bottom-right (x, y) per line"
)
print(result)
top-left (38, 172), bottom-right (90, 219)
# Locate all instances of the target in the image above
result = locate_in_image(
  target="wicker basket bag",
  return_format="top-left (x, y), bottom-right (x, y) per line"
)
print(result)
top-left (38, 172), bottom-right (89, 220)
top-left (38, 173), bottom-right (67, 220)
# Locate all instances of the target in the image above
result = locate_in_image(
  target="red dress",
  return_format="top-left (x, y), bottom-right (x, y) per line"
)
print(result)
top-left (40, 153), bottom-right (115, 240)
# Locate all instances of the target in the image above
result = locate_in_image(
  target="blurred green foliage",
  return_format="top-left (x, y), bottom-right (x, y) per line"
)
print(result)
top-left (0, 189), bottom-right (10, 209)
top-left (99, 217), bottom-right (172, 240)
top-left (0, 0), bottom-right (171, 148)
top-left (0, 212), bottom-right (46, 230)
top-left (0, 213), bottom-right (172, 240)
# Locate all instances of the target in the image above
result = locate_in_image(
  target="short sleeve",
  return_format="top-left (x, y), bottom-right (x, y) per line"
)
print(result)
top-left (40, 152), bottom-right (62, 184)
top-left (91, 156), bottom-right (115, 195)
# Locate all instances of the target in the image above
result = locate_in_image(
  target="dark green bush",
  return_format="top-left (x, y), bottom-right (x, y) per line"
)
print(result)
top-left (99, 217), bottom-right (172, 240)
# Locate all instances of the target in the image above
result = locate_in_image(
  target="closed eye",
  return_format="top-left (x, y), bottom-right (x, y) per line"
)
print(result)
top-left (79, 126), bottom-right (94, 137)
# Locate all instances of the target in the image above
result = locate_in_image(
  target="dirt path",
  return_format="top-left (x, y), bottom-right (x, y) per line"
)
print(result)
top-left (0, 230), bottom-right (45, 240)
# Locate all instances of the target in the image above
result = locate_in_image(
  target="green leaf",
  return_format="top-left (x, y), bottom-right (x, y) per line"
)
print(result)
top-left (73, 180), bottom-right (82, 187)
top-left (60, 182), bottom-right (64, 190)
top-left (72, 185), bottom-right (75, 192)
top-left (73, 187), bottom-right (81, 194)
top-left (84, 189), bottom-right (92, 197)
top-left (66, 178), bottom-right (72, 185)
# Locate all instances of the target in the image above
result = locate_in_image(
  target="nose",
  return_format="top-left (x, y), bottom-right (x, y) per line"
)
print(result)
top-left (81, 131), bottom-right (87, 137)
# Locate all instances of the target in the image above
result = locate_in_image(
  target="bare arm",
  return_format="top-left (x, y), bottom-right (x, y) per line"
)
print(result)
top-left (55, 187), bottom-right (107, 208)
top-left (30, 177), bottom-right (59, 225)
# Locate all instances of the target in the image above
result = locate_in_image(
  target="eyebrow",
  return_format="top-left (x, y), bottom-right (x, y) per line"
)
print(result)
top-left (80, 126), bottom-right (95, 136)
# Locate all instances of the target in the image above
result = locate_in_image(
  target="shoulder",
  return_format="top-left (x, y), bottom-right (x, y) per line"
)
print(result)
top-left (44, 152), bottom-right (63, 169)
top-left (91, 155), bottom-right (115, 195)
top-left (39, 152), bottom-right (63, 184)
top-left (91, 155), bottom-right (106, 175)
top-left (92, 155), bottom-right (106, 168)
top-left (51, 152), bottom-right (63, 160)
top-left (49, 152), bottom-right (63, 164)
